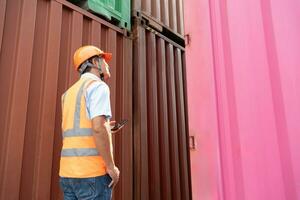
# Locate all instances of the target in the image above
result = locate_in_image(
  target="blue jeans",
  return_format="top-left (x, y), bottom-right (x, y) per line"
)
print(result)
top-left (59, 174), bottom-right (112, 200)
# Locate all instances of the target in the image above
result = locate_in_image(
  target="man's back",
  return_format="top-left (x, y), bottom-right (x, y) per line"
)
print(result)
top-left (60, 77), bottom-right (106, 178)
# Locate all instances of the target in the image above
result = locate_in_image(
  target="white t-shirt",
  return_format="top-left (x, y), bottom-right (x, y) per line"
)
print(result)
top-left (81, 73), bottom-right (112, 119)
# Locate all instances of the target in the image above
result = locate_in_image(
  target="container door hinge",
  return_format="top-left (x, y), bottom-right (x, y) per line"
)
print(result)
top-left (189, 135), bottom-right (196, 150)
top-left (185, 34), bottom-right (191, 46)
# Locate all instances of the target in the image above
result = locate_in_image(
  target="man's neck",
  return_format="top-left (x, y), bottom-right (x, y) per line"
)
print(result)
top-left (90, 70), bottom-right (101, 78)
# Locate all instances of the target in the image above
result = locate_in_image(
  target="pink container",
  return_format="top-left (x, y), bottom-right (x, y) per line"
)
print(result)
top-left (184, 0), bottom-right (300, 199)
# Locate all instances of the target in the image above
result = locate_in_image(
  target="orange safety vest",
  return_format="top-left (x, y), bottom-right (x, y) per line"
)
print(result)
top-left (59, 77), bottom-right (106, 178)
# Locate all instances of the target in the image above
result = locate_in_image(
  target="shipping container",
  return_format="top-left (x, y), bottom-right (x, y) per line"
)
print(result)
top-left (68, 0), bottom-right (131, 31)
top-left (0, 0), bottom-right (132, 199)
top-left (184, 0), bottom-right (300, 199)
top-left (132, 18), bottom-right (192, 200)
top-left (132, 0), bottom-right (185, 38)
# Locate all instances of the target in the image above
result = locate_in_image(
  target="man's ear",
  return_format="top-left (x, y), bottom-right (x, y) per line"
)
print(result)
top-left (91, 57), bottom-right (97, 65)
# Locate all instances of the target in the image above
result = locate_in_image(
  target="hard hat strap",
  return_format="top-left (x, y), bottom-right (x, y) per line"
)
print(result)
top-left (78, 60), bottom-right (94, 74)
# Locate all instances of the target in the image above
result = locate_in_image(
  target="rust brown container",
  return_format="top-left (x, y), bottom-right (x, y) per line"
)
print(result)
top-left (132, 19), bottom-right (192, 200)
top-left (0, 0), bottom-right (191, 199)
top-left (132, 0), bottom-right (185, 37)
top-left (0, 0), bottom-right (132, 199)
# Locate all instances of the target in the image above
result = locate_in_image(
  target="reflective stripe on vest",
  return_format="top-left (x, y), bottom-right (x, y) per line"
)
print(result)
top-left (63, 128), bottom-right (93, 137)
top-left (61, 148), bottom-right (99, 157)
top-left (61, 79), bottom-right (99, 157)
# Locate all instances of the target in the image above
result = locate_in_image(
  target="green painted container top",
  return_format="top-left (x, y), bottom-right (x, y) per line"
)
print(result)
top-left (70, 0), bottom-right (131, 31)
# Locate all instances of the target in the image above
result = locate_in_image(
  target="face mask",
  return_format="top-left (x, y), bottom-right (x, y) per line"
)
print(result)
top-left (98, 58), bottom-right (110, 81)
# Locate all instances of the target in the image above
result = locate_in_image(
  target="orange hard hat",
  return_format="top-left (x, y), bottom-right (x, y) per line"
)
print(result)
top-left (73, 45), bottom-right (112, 71)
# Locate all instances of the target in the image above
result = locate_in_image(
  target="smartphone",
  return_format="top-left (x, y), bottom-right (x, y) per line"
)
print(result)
top-left (111, 119), bottom-right (128, 131)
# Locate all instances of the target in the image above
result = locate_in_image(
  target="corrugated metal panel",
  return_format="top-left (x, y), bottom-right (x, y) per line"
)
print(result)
top-left (184, 0), bottom-right (300, 199)
top-left (132, 0), bottom-right (185, 36)
top-left (0, 0), bottom-right (132, 199)
top-left (133, 20), bottom-right (191, 200)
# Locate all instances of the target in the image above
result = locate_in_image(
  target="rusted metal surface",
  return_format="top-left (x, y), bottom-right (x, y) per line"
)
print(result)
top-left (0, 0), bottom-right (132, 199)
top-left (132, 0), bottom-right (185, 36)
top-left (0, 0), bottom-right (190, 199)
top-left (133, 19), bottom-right (191, 200)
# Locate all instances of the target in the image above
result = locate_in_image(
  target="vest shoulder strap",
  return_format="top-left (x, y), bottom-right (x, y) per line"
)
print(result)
top-left (82, 79), bottom-right (101, 96)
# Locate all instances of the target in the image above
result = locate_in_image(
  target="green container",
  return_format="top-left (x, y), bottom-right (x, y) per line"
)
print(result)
top-left (70, 0), bottom-right (131, 31)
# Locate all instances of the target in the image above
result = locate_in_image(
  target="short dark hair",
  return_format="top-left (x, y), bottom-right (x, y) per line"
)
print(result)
top-left (82, 66), bottom-right (92, 74)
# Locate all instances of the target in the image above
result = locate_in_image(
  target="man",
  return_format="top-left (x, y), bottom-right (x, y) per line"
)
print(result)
top-left (59, 45), bottom-right (121, 200)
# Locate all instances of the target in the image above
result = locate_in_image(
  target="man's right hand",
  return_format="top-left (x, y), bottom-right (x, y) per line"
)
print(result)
top-left (107, 165), bottom-right (120, 188)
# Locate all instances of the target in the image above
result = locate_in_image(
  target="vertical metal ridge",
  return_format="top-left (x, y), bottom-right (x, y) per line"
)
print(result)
top-left (20, 0), bottom-right (50, 198)
top-left (166, 44), bottom-right (181, 200)
top-left (160, 0), bottom-right (170, 27)
top-left (69, 10), bottom-right (82, 83)
top-left (181, 51), bottom-right (193, 200)
top-left (146, 32), bottom-right (161, 199)
top-left (260, 0), bottom-right (297, 199)
top-left (24, 1), bottom-right (63, 199)
top-left (133, 24), bottom-right (149, 200)
top-left (174, 48), bottom-right (190, 200)
top-left (51, 5), bottom-right (71, 200)
top-left (0, 4), bottom-right (23, 194)
top-left (91, 20), bottom-right (101, 47)
top-left (121, 37), bottom-right (133, 200)
top-left (0, 0), bottom-right (7, 52)
top-left (169, 0), bottom-right (177, 32)
top-left (156, 37), bottom-right (172, 200)
top-left (100, 25), bottom-right (108, 51)
top-left (113, 33), bottom-right (124, 200)
top-left (107, 29), bottom-right (117, 118)
top-left (176, 0), bottom-right (184, 35)
top-left (138, 26), bottom-right (149, 200)
top-left (152, 0), bottom-right (161, 21)
top-left (142, 0), bottom-right (151, 15)
top-left (82, 16), bottom-right (92, 45)
top-left (218, 0), bottom-right (246, 198)
top-left (208, 0), bottom-right (229, 198)
top-left (0, 0), bottom-right (38, 199)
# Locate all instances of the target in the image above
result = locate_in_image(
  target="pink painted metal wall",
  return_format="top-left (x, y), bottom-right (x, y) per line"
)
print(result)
top-left (184, 0), bottom-right (300, 199)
